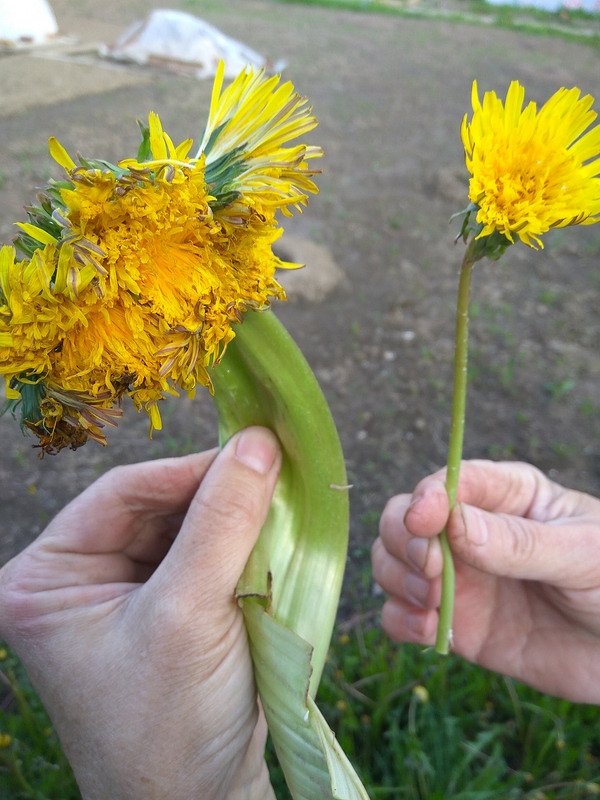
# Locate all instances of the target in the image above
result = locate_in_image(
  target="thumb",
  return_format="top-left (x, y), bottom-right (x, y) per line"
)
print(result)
top-left (151, 426), bottom-right (281, 604)
top-left (447, 501), bottom-right (585, 586)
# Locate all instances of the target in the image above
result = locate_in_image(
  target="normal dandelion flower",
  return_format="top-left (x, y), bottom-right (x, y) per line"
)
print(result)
top-left (434, 79), bottom-right (600, 654)
top-left (0, 63), bottom-right (322, 454)
top-left (461, 80), bottom-right (600, 249)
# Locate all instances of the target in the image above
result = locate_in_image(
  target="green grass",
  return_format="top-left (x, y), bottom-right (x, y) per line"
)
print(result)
top-left (271, 0), bottom-right (600, 52)
top-left (2, 623), bottom-right (600, 799)
top-left (314, 625), bottom-right (600, 799)
top-left (0, 647), bottom-right (79, 799)
top-left (544, 378), bottom-right (576, 401)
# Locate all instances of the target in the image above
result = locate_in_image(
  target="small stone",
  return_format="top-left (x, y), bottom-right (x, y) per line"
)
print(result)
top-left (273, 235), bottom-right (346, 302)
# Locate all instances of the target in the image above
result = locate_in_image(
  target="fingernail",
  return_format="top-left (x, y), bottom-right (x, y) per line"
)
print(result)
top-left (406, 537), bottom-right (430, 572)
top-left (235, 428), bottom-right (279, 475)
top-left (457, 503), bottom-right (488, 545)
top-left (405, 573), bottom-right (430, 608)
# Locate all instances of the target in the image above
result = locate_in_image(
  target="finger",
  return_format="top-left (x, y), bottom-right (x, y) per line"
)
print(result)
top-left (450, 460), bottom-right (560, 517)
top-left (40, 449), bottom-right (220, 555)
top-left (379, 495), bottom-right (444, 575)
top-left (378, 495), bottom-right (410, 558)
top-left (402, 460), bottom-right (564, 531)
top-left (372, 538), bottom-right (442, 608)
top-left (380, 596), bottom-right (439, 646)
top-left (402, 477), bottom-right (450, 539)
top-left (150, 426), bottom-right (281, 605)
top-left (448, 501), bottom-right (600, 588)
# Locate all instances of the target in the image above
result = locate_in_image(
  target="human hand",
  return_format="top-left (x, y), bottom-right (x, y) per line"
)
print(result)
top-left (0, 427), bottom-right (281, 800)
top-left (372, 460), bottom-right (600, 703)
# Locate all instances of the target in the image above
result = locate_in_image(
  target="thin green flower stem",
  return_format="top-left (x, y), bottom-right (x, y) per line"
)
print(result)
top-left (435, 247), bottom-right (475, 655)
top-left (0, 749), bottom-right (36, 795)
top-left (6, 668), bottom-right (43, 747)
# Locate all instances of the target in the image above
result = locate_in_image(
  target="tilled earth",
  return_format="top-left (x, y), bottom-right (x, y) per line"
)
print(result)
top-left (1, 0), bottom-right (599, 613)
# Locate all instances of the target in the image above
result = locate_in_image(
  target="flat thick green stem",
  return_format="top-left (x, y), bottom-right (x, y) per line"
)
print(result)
top-left (211, 309), bottom-right (349, 694)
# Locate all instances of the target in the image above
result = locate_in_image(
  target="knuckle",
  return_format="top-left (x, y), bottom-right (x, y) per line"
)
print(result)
top-left (371, 535), bottom-right (383, 561)
top-left (151, 589), bottom-right (194, 639)
top-left (379, 496), bottom-right (404, 542)
top-left (0, 562), bottom-right (45, 640)
top-left (371, 538), bottom-right (385, 579)
top-left (96, 462), bottom-right (129, 489)
top-left (507, 518), bottom-right (537, 564)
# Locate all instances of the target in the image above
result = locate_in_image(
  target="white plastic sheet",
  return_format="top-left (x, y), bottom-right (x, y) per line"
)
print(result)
top-left (0, 0), bottom-right (58, 45)
top-left (106, 9), bottom-right (278, 78)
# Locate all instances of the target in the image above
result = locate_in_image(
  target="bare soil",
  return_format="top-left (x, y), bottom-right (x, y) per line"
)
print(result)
top-left (1, 0), bottom-right (599, 611)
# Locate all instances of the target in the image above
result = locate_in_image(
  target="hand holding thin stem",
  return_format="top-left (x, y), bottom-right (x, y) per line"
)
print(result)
top-left (435, 246), bottom-right (476, 654)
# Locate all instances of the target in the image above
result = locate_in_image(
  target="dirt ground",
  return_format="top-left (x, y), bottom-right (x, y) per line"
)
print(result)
top-left (0, 0), bottom-right (599, 610)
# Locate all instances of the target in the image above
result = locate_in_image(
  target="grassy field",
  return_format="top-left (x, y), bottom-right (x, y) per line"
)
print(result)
top-left (271, 0), bottom-right (600, 51)
top-left (2, 623), bottom-right (600, 798)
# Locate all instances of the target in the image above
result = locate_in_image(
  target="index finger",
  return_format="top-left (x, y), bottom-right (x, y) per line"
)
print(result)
top-left (452, 460), bottom-right (560, 518)
top-left (409, 460), bottom-right (562, 519)
top-left (39, 449), bottom-right (219, 555)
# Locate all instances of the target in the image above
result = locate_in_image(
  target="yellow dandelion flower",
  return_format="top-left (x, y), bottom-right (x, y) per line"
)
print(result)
top-left (200, 61), bottom-right (323, 222)
top-left (412, 685), bottom-right (430, 703)
top-left (436, 80), bottom-right (600, 655)
top-left (0, 64), bottom-right (321, 454)
top-left (461, 80), bottom-right (600, 248)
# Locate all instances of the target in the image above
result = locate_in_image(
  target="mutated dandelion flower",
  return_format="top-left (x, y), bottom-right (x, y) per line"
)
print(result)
top-left (461, 80), bottom-right (600, 249)
top-left (0, 65), bottom-right (322, 454)
top-left (0, 65), bottom-right (369, 800)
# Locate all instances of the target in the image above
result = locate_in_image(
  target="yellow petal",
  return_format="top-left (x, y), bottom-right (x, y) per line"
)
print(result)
top-left (148, 112), bottom-right (168, 161)
top-left (149, 403), bottom-right (162, 434)
top-left (48, 136), bottom-right (76, 170)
